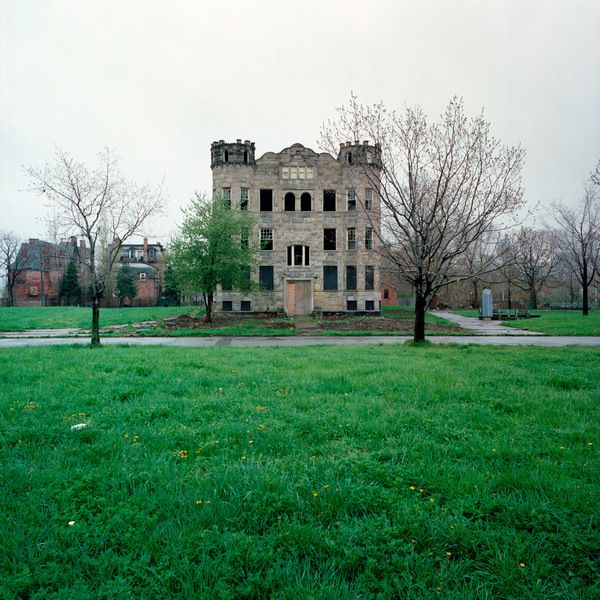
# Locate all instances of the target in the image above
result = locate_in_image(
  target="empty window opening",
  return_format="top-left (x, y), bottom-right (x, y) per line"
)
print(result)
top-left (224, 150), bottom-right (229, 163)
top-left (300, 192), bottom-right (311, 211)
top-left (323, 229), bottom-right (336, 251)
top-left (347, 228), bottom-right (356, 250)
top-left (241, 300), bottom-right (251, 312)
top-left (365, 188), bottom-right (373, 210)
top-left (260, 229), bottom-right (273, 250)
top-left (346, 265), bottom-right (357, 291)
top-left (347, 152), bottom-right (353, 165)
top-left (148, 248), bottom-right (155, 260)
top-left (241, 229), bottom-right (249, 249)
top-left (139, 272), bottom-right (147, 281)
top-left (243, 151), bottom-right (248, 163)
top-left (347, 190), bottom-right (356, 211)
top-left (383, 288), bottom-right (389, 299)
top-left (240, 188), bottom-right (249, 210)
top-left (259, 266), bottom-right (274, 291)
top-left (365, 228), bottom-right (373, 249)
top-left (365, 300), bottom-right (375, 311)
top-left (323, 266), bottom-right (338, 291)
top-left (285, 192), bottom-right (295, 212)
top-left (323, 190), bottom-right (336, 211)
top-left (365, 265), bottom-right (375, 290)
top-left (260, 189), bottom-right (273, 211)
top-left (287, 245), bottom-right (310, 266)
top-left (347, 300), bottom-right (358, 311)
top-left (222, 301), bottom-right (233, 311)
top-left (223, 188), bottom-right (231, 208)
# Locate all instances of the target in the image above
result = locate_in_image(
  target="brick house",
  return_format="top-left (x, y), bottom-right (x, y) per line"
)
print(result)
top-left (117, 238), bottom-right (165, 306)
top-left (12, 237), bottom-right (88, 306)
top-left (211, 140), bottom-right (382, 315)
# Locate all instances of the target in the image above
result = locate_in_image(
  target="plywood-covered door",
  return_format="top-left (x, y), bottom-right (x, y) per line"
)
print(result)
top-left (293, 280), bottom-right (311, 315)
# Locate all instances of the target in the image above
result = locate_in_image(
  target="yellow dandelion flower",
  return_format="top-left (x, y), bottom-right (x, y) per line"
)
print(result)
top-left (410, 486), bottom-right (415, 490)
top-left (446, 552), bottom-right (451, 556)
top-left (520, 563), bottom-right (525, 568)
top-left (313, 492), bottom-right (318, 497)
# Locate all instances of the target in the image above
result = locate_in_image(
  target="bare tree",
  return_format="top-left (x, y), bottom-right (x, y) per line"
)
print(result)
top-left (550, 185), bottom-right (600, 315)
top-left (25, 148), bottom-right (167, 345)
top-left (0, 231), bottom-right (24, 306)
top-left (509, 227), bottom-right (560, 309)
top-left (321, 96), bottom-right (525, 341)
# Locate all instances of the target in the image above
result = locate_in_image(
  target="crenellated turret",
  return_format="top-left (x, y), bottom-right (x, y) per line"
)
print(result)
top-left (211, 139), bottom-right (256, 169)
top-left (337, 140), bottom-right (382, 169)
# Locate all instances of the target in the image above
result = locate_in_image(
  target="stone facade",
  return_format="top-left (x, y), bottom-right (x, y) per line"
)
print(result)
top-left (211, 140), bottom-right (382, 316)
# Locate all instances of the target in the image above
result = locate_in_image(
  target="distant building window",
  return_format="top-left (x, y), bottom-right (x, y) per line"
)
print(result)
top-left (323, 190), bottom-right (336, 211)
top-left (365, 189), bottom-right (373, 210)
top-left (243, 151), bottom-right (249, 164)
top-left (347, 190), bottom-right (356, 211)
top-left (347, 228), bottom-right (356, 250)
top-left (259, 266), bottom-right (274, 291)
top-left (347, 152), bottom-right (353, 165)
top-left (285, 192), bottom-right (295, 212)
top-left (148, 248), bottom-right (155, 260)
top-left (129, 249), bottom-right (136, 259)
top-left (241, 300), bottom-right (251, 311)
top-left (282, 167), bottom-right (289, 179)
top-left (260, 189), bottom-right (273, 211)
top-left (260, 229), bottom-right (273, 250)
top-left (365, 265), bottom-right (374, 290)
top-left (300, 192), bottom-right (311, 212)
top-left (223, 188), bottom-right (231, 208)
top-left (347, 300), bottom-right (358, 311)
top-left (224, 150), bottom-right (229, 163)
top-left (139, 272), bottom-right (147, 281)
top-left (346, 265), bottom-right (357, 291)
top-left (240, 188), bottom-right (249, 210)
top-left (365, 300), bottom-right (375, 311)
top-left (290, 166), bottom-right (298, 179)
top-left (222, 301), bottom-right (233, 311)
top-left (323, 228), bottom-right (336, 250)
top-left (365, 228), bottom-right (373, 250)
top-left (383, 288), bottom-right (389, 299)
top-left (323, 266), bottom-right (338, 291)
top-left (287, 245), bottom-right (309, 266)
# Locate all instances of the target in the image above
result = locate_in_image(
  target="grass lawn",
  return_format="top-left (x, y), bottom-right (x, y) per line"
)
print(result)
top-left (453, 309), bottom-right (600, 336)
top-left (0, 306), bottom-right (197, 332)
top-left (1, 344), bottom-right (599, 599)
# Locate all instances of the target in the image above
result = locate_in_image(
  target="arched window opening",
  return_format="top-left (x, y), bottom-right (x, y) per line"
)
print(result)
top-left (300, 192), bottom-right (311, 212)
top-left (284, 192), bottom-right (295, 212)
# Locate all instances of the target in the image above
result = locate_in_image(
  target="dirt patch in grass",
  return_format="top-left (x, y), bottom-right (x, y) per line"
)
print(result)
top-left (320, 315), bottom-right (463, 333)
top-left (163, 313), bottom-right (295, 331)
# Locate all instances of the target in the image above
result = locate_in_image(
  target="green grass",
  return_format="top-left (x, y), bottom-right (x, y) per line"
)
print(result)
top-left (382, 304), bottom-right (455, 326)
top-left (454, 309), bottom-right (600, 336)
top-left (0, 306), bottom-right (197, 332)
top-left (1, 344), bottom-right (599, 599)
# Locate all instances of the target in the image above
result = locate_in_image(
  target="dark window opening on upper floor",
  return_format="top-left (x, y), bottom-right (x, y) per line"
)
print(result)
top-left (323, 228), bottom-right (336, 251)
top-left (284, 192), bottom-right (295, 212)
top-left (365, 265), bottom-right (374, 290)
top-left (224, 150), bottom-right (229, 163)
top-left (346, 265), bottom-right (357, 291)
top-left (259, 266), bottom-right (274, 291)
top-left (323, 266), bottom-right (338, 290)
top-left (287, 245), bottom-right (309, 266)
top-left (301, 192), bottom-right (311, 211)
top-left (323, 190), bottom-right (336, 211)
top-left (244, 151), bottom-right (248, 163)
top-left (260, 189), bottom-right (273, 211)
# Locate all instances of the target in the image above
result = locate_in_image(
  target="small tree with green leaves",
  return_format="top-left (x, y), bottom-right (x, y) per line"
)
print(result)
top-left (161, 264), bottom-right (181, 306)
top-left (59, 258), bottom-right (82, 306)
top-left (115, 264), bottom-right (138, 307)
top-left (168, 193), bottom-right (258, 322)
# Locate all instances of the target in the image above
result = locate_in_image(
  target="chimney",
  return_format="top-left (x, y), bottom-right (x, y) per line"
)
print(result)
top-left (71, 236), bottom-right (77, 246)
top-left (143, 237), bottom-right (149, 263)
top-left (80, 239), bottom-right (85, 250)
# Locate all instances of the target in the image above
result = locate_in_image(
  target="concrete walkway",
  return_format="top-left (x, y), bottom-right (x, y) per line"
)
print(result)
top-left (434, 311), bottom-right (544, 335)
top-left (1, 334), bottom-right (600, 348)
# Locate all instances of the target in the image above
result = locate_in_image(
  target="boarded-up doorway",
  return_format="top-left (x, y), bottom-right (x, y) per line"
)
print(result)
top-left (287, 280), bottom-right (312, 316)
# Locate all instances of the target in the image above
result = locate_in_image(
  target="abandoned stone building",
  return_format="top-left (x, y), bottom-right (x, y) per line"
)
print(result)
top-left (211, 140), bottom-right (381, 316)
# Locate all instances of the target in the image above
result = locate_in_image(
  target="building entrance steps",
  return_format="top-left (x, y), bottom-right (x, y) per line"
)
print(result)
top-left (293, 315), bottom-right (322, 334)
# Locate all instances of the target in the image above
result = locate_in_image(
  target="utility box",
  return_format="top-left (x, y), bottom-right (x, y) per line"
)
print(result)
top-left (481, 288), bottom-right (493, 320)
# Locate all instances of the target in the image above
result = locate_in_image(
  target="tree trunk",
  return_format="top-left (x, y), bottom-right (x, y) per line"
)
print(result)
top-left (205, 293), bottom-right (213, 323)
top-left (529, 285), bottom-right (537, 309)
top-left (582, 281), bottom-right (589, 316)
top-left (91, 296), bottom-right (101, 346)
top-left (414, 293), bottom-right (427, 342)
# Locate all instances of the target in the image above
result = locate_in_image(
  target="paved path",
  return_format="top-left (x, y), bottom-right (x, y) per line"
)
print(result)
top-left (1, 334), bottom-right (600, 348)
top-left (434, 311), bottom-right (544, 335)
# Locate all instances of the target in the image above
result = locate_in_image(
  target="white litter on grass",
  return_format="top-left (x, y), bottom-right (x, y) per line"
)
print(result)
top-left (70, 423), bottom-right (87, 431)
top-left (68, 521), bottom-right (75, 526)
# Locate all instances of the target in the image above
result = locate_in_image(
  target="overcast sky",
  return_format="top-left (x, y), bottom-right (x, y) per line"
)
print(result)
top-left (2, 0), bottom-right (599, 242)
